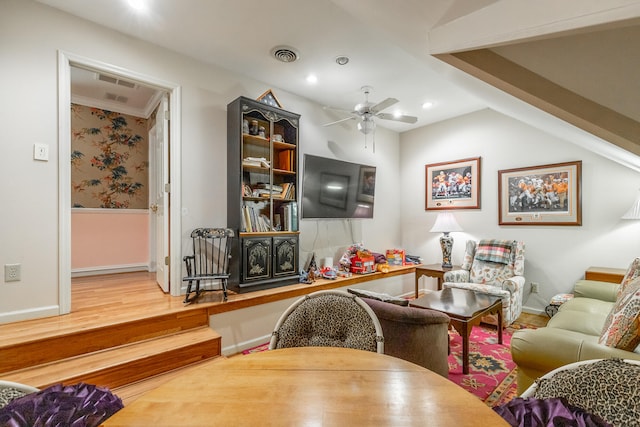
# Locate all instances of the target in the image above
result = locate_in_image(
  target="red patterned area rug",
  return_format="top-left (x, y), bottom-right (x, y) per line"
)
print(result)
top-left (448, 325), bottom-right (517, 407)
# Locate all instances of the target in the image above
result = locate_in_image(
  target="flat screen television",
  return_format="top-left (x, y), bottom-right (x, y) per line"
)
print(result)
top-left (301, 154), bottom-right (376, 219)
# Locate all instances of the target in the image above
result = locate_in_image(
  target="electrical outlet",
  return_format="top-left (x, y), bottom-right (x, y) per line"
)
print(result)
top-left (34, 143), bottom-right (49, 161)
top-left (4, 264), bottom-right (21, 282)
top-left (531, 282), bottom-right (539, 293)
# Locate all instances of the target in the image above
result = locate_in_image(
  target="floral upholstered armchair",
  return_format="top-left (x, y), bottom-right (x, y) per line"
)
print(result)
top-left (442, 239), bottom-right (525, 326)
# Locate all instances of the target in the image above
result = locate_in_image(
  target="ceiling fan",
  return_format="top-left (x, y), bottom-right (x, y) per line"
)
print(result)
top-left (323, 86), bottom-right (418, 135)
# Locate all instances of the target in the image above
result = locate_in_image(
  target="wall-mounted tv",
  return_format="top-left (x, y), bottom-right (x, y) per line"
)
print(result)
top-left (301, 154), bottom-right (376, 219)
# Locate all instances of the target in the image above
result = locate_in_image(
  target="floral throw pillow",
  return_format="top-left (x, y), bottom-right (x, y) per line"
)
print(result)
top-left (618, 257), bottom-right (640, 299)
top-left (599, 276), bottom-right (640, 351)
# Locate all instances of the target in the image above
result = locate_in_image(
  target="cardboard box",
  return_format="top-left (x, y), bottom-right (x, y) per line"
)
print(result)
top-left (386, 249), bottom-right (405, 266)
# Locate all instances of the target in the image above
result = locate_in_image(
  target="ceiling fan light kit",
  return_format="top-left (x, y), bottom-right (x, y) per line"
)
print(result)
top-left (357, 119), bottom-right (375, 135)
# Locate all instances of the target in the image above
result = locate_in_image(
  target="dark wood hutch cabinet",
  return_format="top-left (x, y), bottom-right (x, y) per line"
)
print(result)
top-left (227, 96), bottom-right (300, 290)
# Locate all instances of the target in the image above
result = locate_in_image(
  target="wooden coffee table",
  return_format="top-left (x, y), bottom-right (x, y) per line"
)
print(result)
top-left (409, 288), bottom-right (503, 374)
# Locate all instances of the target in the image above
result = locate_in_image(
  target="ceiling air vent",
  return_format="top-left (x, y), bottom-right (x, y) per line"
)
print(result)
top-left (105, 92), bottom-right (129, 103)
top-left (271, 46), bottom-right (299, 63)
top-left (98, 73), bottom-right (137, 89)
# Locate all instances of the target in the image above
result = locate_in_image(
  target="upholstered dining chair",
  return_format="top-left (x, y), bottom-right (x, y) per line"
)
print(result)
top-left (269, 290), bottom-right (385, 354)
top-left (0, 380), bottom-right (39, 408)
top-left (442, 239), bottom-right (525, 326)
top-left (183, 227), bottom-right (235, 303)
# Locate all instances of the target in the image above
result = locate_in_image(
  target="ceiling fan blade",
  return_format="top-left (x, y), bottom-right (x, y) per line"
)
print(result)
top-left (322, 116), bottom-right (355, 127)
top-left (371, 97), bottom-right (398, 113)
top-left (323, 105), bottom-right (355, 115)
top-left (376, 112), bottom-right (418, 124)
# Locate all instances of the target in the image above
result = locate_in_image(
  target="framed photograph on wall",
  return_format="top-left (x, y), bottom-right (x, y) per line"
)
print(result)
top-left (425, 157), bottom-right (481, 210)
top-left (498, 160), bottom-right (582, 226)
top-left (357, 166), bottom-right (376, 203)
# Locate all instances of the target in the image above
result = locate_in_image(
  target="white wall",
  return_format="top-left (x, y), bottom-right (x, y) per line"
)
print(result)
top-left (0, 0), bottom-right (402, 323)
top-left (400, 108), bottom-right (640, 313)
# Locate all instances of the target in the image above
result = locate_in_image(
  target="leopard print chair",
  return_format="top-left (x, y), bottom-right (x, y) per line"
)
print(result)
top-left (0, 381), bottom-right (39, 409)
top-left (269, 290), bottom-right (384, 354)
top-left (519, 358), bottom-right (640, 427)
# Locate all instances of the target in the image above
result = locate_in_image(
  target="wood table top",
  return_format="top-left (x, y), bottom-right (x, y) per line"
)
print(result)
top-left (102, 346), bottom-right (508, 426)
top-left (410, 287), bottom-right (501, 319)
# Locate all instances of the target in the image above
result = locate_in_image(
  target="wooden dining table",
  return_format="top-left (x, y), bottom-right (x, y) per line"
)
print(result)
top-left (102, 346), bottom-right (508, 426)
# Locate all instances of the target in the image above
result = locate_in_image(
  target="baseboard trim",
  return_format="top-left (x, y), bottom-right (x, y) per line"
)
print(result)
top-left (71, 264), bottom-right (149, 277)
top-left (0, 305), bottom-right (60, 324)
top-left (222, 335), bottom-right (271, 356)
top-left (522, 305), bottom-right (545, 316)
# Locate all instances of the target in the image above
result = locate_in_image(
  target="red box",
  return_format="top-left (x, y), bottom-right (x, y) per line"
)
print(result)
top-left (350, 255), bottom-right (375, 274)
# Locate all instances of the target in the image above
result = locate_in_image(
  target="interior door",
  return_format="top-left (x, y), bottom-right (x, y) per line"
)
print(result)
top-left (151, 94), bottom-right (170, 292)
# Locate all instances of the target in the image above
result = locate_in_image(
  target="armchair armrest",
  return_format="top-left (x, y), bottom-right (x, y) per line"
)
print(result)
top-left (573, 280), bottom-right (619, 302)
top-left (502, 276), bottom-right (525, 294)
top-left (443, 269), bottom-right (469, 283)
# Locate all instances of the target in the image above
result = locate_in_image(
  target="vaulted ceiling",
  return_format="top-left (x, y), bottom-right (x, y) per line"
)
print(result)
top-left (38, 0), bottom-right (640, 162)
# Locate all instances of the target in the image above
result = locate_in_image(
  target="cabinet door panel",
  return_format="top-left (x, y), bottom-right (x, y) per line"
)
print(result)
top-left (242, 237), bottom-right (272, 282)
top-left (273, 236), bottom-right (298, 277)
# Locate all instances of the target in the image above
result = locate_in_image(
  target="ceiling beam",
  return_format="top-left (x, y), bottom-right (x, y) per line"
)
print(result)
top-left (435, 49), bottom-right (640, 157)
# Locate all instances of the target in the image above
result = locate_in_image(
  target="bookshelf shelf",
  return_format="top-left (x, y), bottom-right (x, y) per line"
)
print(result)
top-left (227, 96), bottom-right (300, 290)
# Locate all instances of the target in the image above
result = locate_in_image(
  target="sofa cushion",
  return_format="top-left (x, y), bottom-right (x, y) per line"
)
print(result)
top-left (532, 358), bottom-right (640, 427)
top-left (347, 288), bottom-right (409, 306)
top-left (548, 309), bottom-right (611, 337)
top-left (598, 277), bottom-right (640, 351)
top-left (555, 297), bottom-right (614, 315)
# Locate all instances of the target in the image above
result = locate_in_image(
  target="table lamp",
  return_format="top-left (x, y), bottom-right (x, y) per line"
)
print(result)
top-left (430, 212), bottom-right (463, 268)
top-left (622, 189), bottom-right (640, 219)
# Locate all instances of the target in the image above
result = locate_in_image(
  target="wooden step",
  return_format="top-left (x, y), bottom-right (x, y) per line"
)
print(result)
top-left (0, 308), bottom-right (210, 373)
top-left (2, 326), bottom-right (221, 390)
top-left (112, 358), bottom-right (226, 405)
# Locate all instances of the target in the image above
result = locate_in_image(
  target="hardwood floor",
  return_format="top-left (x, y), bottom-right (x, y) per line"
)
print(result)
top-left (0, 271), bottom-right (550, 406)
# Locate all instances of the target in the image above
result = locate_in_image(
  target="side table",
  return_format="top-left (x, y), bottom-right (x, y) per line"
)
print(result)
top-left (545, 293), bottom-right (574, 317)
top-left (584, 266), bottom-right (626, 284)
top-left (415, 263), bottom-right (461, 297)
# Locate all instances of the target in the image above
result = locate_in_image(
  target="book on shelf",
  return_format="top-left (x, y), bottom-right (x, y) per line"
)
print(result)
top-left (241, 204), bottom-right (274, 232)
top-left (278, 150), bottom-right (295, 171)
top-left (276, 182), bottom-right (295, 199)
top-left (254, 188), bottom-right (282, 198)
top-left (255, 183), bottom-right (283, 192)
top-left (281, 202), bottom-right (298, 231)
top-left (243, 157), bottom-right (270, 168)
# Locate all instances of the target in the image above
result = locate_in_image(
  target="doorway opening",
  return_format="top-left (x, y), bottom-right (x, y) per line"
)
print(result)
top-left (58, 51), bottom-right (183, 314)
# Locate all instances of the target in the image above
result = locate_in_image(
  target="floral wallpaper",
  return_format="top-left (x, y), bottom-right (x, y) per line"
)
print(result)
top-left (71, 104), bottom-right (149, 208)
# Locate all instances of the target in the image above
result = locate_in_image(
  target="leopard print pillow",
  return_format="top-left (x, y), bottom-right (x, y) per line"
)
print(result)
top-left (533, 359), bottom-right (640, 427)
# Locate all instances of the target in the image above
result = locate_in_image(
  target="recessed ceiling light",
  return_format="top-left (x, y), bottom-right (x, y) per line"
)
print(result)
top-left (127, 0), bottom-right (147, 11)
top-left (422, 101), bottom-right (434, 109)
top-left (306, 74), bottom-right (318, 84)
top-left (335, 56), bottom-right (350, 66)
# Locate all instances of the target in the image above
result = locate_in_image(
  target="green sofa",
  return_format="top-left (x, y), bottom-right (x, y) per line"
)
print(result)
top-left (511, 278), bottom-right (640, 394)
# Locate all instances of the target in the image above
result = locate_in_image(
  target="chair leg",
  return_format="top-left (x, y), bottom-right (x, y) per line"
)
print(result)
top-left (222, 279), bottom-right (228, 302)
top-left (183, 280), bottom-right (194, 304)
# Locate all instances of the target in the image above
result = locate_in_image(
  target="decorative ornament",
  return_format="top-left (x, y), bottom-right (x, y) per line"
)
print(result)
top-left (257, 89), bottom-right (283, 108)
